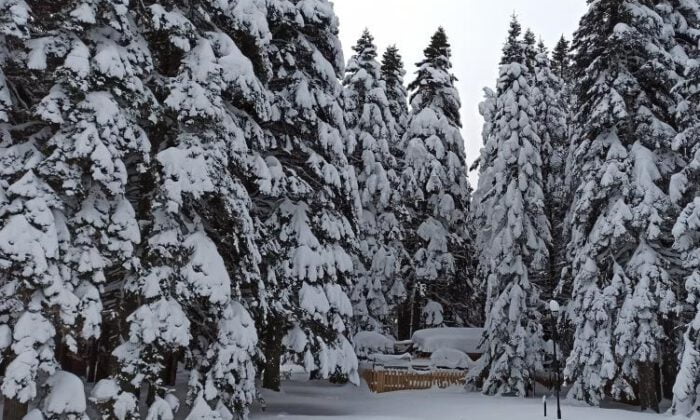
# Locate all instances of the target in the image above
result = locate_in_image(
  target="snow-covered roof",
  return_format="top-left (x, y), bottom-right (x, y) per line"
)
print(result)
top-left (411, 327), bottom-right (485, 354)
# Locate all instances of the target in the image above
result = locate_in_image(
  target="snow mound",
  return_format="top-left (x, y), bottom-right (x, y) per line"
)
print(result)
top-left (430, 348), bottom-right (471, 370)
top-left (43, 371), bottom-right (87, 417)
top-left (366, 353), bottom-right (412, 368)
top-left (411, 328), bottom-right (485, 355)
top-left (353, 331), bottom-right (396, 358)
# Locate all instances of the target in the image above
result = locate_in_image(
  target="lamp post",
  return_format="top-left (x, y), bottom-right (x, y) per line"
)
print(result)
top-left (549, 300), bottom-right (562, 420)
top-left (409, 282), bottom-right (425, 338)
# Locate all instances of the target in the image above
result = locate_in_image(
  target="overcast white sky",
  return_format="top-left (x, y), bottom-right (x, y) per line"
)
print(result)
top-left (333, 0), bottom-right (588, 179)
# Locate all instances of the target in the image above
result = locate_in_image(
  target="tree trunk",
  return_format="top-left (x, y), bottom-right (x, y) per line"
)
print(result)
top-left (146, 382), bottom-right (157, 407)
top-left (660, 317), bottom-right (680, 400)
top-left (163, 352), bottom-right (178, 386)
top-left (262, 315), bottom-right (284, 391)
top-left (397, 301), bottom-right (411, 340)
top-left (86, 338), bottom-right (99, 383)
top-left (56, 337), bottom-right (86, 377)
top-left (2, 398), bottom-right (27, 420)
top-left (397, 299), bottom-right (422, 340)
top-left (660, 352), bottom-right (677, 399)
top-left (638, 361), bottom-right (659, 413)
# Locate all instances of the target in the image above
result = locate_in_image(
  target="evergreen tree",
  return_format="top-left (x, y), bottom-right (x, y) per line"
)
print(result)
top-left (470, 17), bottom-right (548, 396)
top-left (501, 15), bottom-right (524, 66)
top-left (91, 2), bottom-right (271, 417)
top-left (523, 28), bottom-right (538, 71)
top-left (551, 35), bottom-right (571, 80)
top-left (400, 27), bottom-right (475, 330)
top-left (471, 87), bottom-right (497, 174)
top-left (343, 30), bottom-right (405, 333)
top-left (531, 48), bottom-right (569, 305)
top-left (564, 0), bottom-right (682, 409)
top-left (258, 0), bottom-right (360, 391)
top-left (381, 45), bottom-right (409, 139)
top-left (664, 0), bottom-right (700, 415)
top-left (0, 1), bottom-right (152, 418)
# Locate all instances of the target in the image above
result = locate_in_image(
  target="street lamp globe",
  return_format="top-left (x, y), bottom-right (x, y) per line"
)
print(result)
top-left (549, 299), bottom-right (560, 315)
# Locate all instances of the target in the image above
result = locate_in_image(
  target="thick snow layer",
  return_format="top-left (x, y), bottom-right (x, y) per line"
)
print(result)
top-left (250, 379), bottom-right (666, 420)
top-left (411, 328), bottom-right (485, 354)
top-left (43, 371), bottom-right (87, 416)
top-left (353, 331), bottom-right (395, 358)
top-left (430, 348), bottom-right (472, 370)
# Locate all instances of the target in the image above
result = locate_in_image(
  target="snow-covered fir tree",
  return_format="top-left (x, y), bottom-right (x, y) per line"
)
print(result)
top-left (343, 30), bottom-right (405, 333)
top-left (564, 0), bottom-right (684, 409)
top-left (501, 16), bottom-right (523, 66)
top-left (381, 45), bottom-right (409, 138)
top-left (257, 0), bottom-right (360, 391)
top-left (470, 17), bottom-right (548, 396)
top-left (531, 45), bottom-right (569, 304)
top-left (91, 1), bottom-right (271, 418)
top-left (663, 0), bottom-right (700, 416)
top-left (0, 1), bottom-right (153, 418)
top-left (400, 27), bottom-right (474, 331)
top-left (523, 28), bottom-right (538, 72)
top-left (551, 35), bottom-right (571, 80)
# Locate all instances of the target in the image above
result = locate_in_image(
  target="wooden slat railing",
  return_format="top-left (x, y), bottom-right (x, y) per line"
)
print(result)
top-left (361, 369), bottom-right (466, 393)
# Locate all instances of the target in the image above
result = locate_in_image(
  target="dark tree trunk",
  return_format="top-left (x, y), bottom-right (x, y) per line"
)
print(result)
top-left (638, 361), bottom-right (659, 413)
top-left (397, 301), bottom-right (410, 340)
top-left (56, 337), bottom-right (86, 377)
top-left (163, 352), bottom-right (178, 386)
top-left (146, 382), bottom-right (157, 407)
top-left (397, 299), bottom-right (422, 340)
top-left (660, 352), bottom-right (677, 399)
top-left (86, 338), bottom-right (99, 383)
top-left (262, 315), bottom-right (284, 391)
top-left (91, 315), bottom-right (119, 382)
top-left (2, 398), bottom-right (27, 420)
top-left (660, 317), bottom-right (680, 400)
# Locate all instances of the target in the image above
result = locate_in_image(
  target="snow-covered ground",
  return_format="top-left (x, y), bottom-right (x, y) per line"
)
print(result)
top-left (250, 378), bottom-right (668, 420)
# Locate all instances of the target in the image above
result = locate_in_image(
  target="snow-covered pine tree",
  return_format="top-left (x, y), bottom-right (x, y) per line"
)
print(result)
top-left (501, 15), bottom-right (523, 66)
top-left (1, 1), bottom-right (154, 418)
top-left (672, 216), bottom-right (700, 417)
top-left (0, 6), bottom-right (58, 420)
top-left (343, 30), bottom-right (405, 334)
top-left (381, 45), bottom-right (409, 139)
top-left (400, 27), bottom-right (475, 331)
top-left (663, 0), bottom-right (700, 415)
top-left (654, 0), bottom-right (700, 404)
top-left (258, 0), bottom-right (360, 391)
top-left (551, 35), bottom-right (571, 80)
top-left (523, 28), bottom-right (538, 72)
top-left (564, 0), bottom-right (683, 409)
top-left (470, 16), bottom-right (549, 396)
top-left (531, 46), bottom-right (569, 305)
top-left (471, 87), bottom-right (497, 174)
top-left (96, 1), bottom-right (271, 417)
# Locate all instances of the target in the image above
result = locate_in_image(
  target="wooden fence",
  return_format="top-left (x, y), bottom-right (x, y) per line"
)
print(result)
top-left (361, 369), bottom-right (467, 393)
